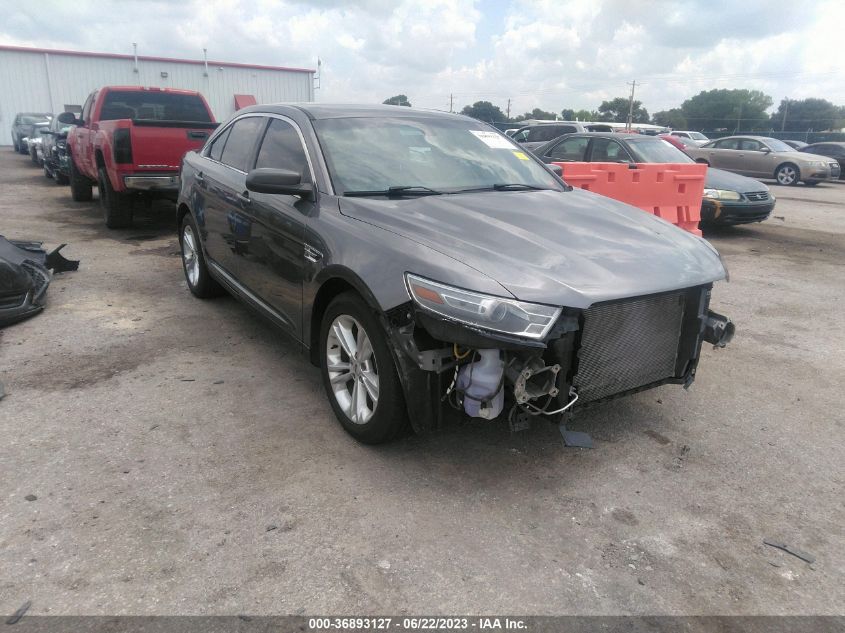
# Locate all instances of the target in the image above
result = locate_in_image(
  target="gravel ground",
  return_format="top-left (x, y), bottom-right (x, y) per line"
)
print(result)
top-left (0, 149), bottom-right (843, 616)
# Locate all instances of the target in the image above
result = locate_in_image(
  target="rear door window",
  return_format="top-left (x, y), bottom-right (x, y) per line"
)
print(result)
top-left (255, 118), bottom-right (310, 178)
top-left (714, 138), bottom-right (740, 150)
top-left (740, 139), bottom-right (762, 151)
top-left (546, 136), bottom-right (589, 161)
top-left (219, 116), bottom-right (265, 172)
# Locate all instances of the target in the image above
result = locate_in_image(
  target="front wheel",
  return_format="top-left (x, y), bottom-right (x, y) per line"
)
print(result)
top-left (775, 163), bottom-right (800, 186)
top-left (320, 292), bottom-right (408, 444)
top-left (69, 159), bottom-right (93, 201)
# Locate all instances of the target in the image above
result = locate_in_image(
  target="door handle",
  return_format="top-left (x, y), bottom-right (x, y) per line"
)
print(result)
top-left (237, 192), bottom-right (251, 205)
top-left (196, 172), bottom-right (204, 182)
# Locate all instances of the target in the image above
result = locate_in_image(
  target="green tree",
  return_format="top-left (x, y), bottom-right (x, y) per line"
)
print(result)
top-left (680, 89), bottom-right (772, 132)
top-left (771, 98), bottom-right (842, 131)
top-left (514, 107), bottom-right (558, 122)
top-left (461, 101), bottom-right (507, 122)
top-left (652, 108), bottom-right (688, 129)
top-left (598, 97), bottom-right (649, 123)
top-left (383, 94), bottom-right (411, 107)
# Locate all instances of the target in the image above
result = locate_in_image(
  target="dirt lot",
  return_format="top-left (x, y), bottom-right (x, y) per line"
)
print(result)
top-left (1, 149), bottom-right (843, 616)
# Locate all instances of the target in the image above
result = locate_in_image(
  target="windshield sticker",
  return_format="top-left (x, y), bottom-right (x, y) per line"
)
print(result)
top-left (512, 151), bottom-right (529, 160)
top-left (470, 130), bottom-right (514, 149)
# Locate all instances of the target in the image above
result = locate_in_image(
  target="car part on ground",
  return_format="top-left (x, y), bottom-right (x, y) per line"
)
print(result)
top-left (177, 103), bottom-right (733, 443)
top-left (0, 236), bottom-right (79, 328)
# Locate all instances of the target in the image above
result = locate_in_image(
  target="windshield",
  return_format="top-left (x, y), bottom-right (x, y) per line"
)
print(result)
top-left (627, 138), bottom-right (694, 163)
top-left (760, 138), bottom-right (794, 152)
top-left (314, 117), bottom-right (562, 195)
top-left (688, 132), bottom-right (708, 140)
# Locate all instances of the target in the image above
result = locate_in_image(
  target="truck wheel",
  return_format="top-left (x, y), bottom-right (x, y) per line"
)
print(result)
top-left (98, 167), bottom-right (133, 229)
top-left (179, 214), bottom-right (224, 298)
top-left (69, 159), bottom-right (93, 201)
top-left (319, 292), bottom-right (408, 444)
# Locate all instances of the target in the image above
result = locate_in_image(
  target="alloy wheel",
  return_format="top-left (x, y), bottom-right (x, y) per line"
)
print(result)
top-left (325, 314), bottom-right (379, 424)
top-left (182, 225), bottom-right (200, 287)
top-left (777, 166), bottom-right (797, 185)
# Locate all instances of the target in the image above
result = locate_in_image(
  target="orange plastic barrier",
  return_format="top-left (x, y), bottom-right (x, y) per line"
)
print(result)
top-left (553, 162), bottom-right (707, 236)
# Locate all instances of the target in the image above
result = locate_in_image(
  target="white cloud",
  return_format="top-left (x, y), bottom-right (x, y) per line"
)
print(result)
top-left (1, 0), bottom-right (844, 119)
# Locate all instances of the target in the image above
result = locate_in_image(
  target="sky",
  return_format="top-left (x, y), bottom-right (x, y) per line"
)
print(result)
top-left (2, 0), bottom-right (844, 117)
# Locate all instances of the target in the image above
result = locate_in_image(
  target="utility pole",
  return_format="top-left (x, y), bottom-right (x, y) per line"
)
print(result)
top-left (736, 101), bottom-right (742, 134)
top-left (506, 98), bottom-right (511, 120)
top-left (781, 98), bottom-right (789, 132)
top-left (626, 80), bottom-right (637, 130)
top-left (449, 93), bottom-right (453, 113)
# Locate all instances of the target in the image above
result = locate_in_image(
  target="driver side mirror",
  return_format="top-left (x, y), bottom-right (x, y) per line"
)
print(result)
top-left (548, 164), bottom-right (563, 176)
top-left (761, 147), bottom-right (771, 154)
top-left (57, 111), bottom-right (80, 126)
top-left (245, 168), bottom-right (313, 197)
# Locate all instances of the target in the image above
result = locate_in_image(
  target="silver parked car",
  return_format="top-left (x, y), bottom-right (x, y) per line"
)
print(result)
top-left (685, 135), bottom-right (841, 186)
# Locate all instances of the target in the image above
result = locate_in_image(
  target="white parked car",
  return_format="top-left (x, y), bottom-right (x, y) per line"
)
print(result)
top-left (670, 130), bottom-right (710, 146)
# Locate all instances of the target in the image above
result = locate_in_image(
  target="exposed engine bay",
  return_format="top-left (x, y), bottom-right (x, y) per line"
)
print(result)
top-left (384, 284), bottom-right (734, 434)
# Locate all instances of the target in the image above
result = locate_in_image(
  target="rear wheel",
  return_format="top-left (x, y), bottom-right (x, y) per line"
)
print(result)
top-left (320, 292), bottom-right (408, 444)
top-left (179, 214), bottom-right (223, 298)
top-left (775, 163), bottom-right (800, 186)
top-left (98, 167), bottom-right (133, 228)
top-left (69, 159), bottom-right (93, 201)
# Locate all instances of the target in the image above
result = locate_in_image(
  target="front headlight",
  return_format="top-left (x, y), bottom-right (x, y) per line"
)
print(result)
top-left (703, 188), bottom-right (741, 201)
top-left (405, 273), bottom-right (562, 339)
top-left (808, 160), bottom-right (826, 167)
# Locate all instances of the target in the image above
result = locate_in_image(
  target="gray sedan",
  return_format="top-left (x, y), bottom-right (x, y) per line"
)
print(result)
top-left (177, 104), bottom-right (732, 443)
top-left (685, 135), bottom-right (840, 186)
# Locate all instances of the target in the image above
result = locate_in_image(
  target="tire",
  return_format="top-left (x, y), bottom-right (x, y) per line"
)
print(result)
top-left (319, 292), bottom-right (408, 444)
top-left (18, 138), bottom-right (28, 155)
top-left (44, 163), bottom-right (53, 179)
top-left (69, 159), bottom-right (93, 201)
top-left (775, 163), bottom-right (800, 186)
top-left (98, 167), bottom-right (133, 228)
top-left (12, 137), bottom-right (19, 152)
top-left (55, 171), bottom-right (69, 186)
top-left (179, 214), bottom-right (223, 298)
top-left (30, 146), bottom-right (38, 164)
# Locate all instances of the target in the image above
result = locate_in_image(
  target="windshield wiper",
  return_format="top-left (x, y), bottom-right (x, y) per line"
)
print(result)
top-left (343, 185), bottom-right (444, 197)
top-left (454, 183), bottom-right (553, 193)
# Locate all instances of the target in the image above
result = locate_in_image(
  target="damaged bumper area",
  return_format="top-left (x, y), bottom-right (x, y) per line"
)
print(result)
top-left (0, 236), bottom-right (79, 328)
top-left (384, 284), bottom-right (734, 434)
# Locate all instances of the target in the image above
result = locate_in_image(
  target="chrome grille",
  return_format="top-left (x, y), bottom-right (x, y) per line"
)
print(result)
top-left (744, 191), bottom-right (770, 202)
top-left (574, 292), bottom-right (686, 403)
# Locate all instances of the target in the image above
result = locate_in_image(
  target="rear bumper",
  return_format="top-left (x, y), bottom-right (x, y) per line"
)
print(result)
top-left (123, 174), bottom-right (180, 191)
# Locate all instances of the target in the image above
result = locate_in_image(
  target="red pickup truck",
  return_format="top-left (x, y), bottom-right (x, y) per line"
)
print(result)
top-left (60, 86), bottom-right (217, 228)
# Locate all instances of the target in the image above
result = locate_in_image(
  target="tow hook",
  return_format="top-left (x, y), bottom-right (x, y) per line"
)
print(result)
top-left (702, 310), bottom-right (735, 347)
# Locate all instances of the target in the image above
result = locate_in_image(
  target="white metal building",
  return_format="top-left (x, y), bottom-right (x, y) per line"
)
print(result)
top-left (0, 45), bottom-right (315, 145)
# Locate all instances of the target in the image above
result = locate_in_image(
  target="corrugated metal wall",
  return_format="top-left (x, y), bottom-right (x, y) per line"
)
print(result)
top-left (0, 48), bottom-right (314, 145)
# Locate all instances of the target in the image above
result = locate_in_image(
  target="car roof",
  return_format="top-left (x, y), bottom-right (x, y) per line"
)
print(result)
top-left (552, 132), bottom-right (655, 141)
top-left (237, 103), bottom-right (470, 121)
top-left (806, 141), bottom-right (845, 146)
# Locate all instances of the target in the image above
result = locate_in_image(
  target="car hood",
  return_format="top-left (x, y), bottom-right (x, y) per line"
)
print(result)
top-left (705, 168), bottom-right (768, 193)
top-left (338, 189), bottom-right (725, 309)
top-left (792, 151), bottom-right (836, 163)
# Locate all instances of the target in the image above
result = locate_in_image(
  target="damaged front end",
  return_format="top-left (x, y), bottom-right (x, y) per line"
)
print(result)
top-left (0, 236), bottom-right (79, 328)
top-left (383, 275), bottom-right (733, 434)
